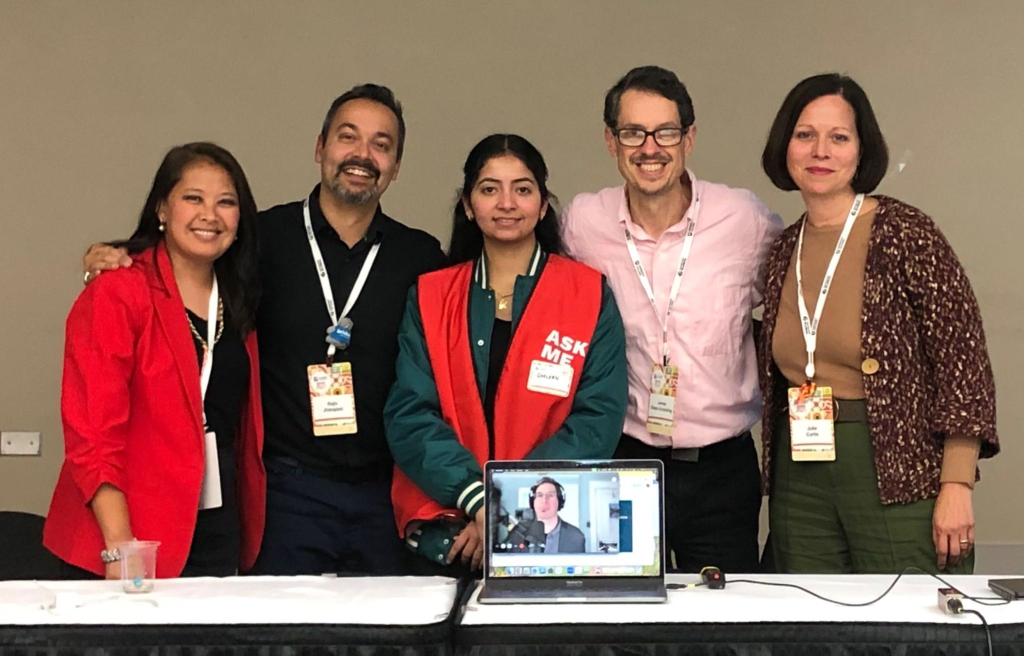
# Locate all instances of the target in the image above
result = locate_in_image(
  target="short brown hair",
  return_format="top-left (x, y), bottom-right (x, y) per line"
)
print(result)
top-left (761, 73), bottom-right (888, 193)
top-left (320, 83), bottom-right (405, 159)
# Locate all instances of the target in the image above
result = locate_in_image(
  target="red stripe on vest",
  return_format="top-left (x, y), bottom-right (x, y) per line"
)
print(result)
top-left (391, 255), bottom-right (603, 535)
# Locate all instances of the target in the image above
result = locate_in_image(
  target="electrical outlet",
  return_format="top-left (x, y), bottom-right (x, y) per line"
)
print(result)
top-left (1, 431), bottom-right (42, 456)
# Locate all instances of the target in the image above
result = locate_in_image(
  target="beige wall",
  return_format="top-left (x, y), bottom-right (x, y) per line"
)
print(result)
top-left (2, 2), bottom-right (1021, 563)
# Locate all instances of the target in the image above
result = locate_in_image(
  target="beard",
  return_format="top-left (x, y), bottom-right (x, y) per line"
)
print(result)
top-left (326, 157), bottom-right (381, 205)
top-left (326, 178), bottom-right (377, 205)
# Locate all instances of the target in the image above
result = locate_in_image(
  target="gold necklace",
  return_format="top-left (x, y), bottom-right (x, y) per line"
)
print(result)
top-left (187, 298), bottom-right (225, 349)
top-left (497, 291), bottom-right (514, 311)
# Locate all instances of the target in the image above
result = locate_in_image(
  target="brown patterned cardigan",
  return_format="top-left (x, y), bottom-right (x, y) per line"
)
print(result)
top-left (759, 195), bottom-right (999, 504)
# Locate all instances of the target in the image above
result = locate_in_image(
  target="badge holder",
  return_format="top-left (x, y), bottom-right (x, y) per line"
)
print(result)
top-left (787, 381), bottom-right (836, 462)
top-left (308, 317), bottom-right (358, 436)
top-left (646, 362), bottom-right (679, 436)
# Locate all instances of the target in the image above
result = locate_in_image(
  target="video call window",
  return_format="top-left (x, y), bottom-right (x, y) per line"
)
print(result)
top-left (488, 468), bottom-right (661, 577)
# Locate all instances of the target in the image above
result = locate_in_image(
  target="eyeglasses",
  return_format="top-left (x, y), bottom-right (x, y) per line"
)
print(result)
top-left (612, 126), bottom-right (688, 148)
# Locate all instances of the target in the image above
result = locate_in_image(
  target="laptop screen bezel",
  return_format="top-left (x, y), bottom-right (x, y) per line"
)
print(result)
top-left (482, 459), bottom-right (666, 584)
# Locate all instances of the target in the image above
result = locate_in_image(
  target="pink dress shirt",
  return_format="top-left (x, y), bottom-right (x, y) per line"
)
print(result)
top-left (562, 171), bottom-right (782, 448)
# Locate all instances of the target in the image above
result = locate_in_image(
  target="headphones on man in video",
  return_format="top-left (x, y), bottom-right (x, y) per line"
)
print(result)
top-left (529, 477), bottom-right (566, 511)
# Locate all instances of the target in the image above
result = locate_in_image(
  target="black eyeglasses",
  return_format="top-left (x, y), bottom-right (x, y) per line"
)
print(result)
top-left (612, 126), bottom-right (688, 147)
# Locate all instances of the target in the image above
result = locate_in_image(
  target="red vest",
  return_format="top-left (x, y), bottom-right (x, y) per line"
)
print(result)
top-left (391, 255), bottom-right (603, 535)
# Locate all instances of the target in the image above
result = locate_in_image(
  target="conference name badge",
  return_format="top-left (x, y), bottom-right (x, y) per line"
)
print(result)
top-left (787, 384), bottom-right (836, 461)
top-left (198, 431), bottom-right (222, 510)
top-left (526, 360), bottom-right (574, 398)
top-left (646, 364), bottom-right (679, 436)
top-left (307, 363), bottom-right (357, 436)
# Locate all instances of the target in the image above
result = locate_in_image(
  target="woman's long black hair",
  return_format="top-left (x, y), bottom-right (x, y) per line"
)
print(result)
top-left (447, 134), bottom-right (563, 265)
top-left (113, 142), bottom-right (261, 336)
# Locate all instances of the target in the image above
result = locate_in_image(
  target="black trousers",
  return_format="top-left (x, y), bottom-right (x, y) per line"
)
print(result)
top-left (250, 458), bottom-right (408, 576)
top-left (614, 432), bottom-right (762, 574)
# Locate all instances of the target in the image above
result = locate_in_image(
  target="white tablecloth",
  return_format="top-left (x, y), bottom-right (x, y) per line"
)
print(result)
top-left (0, 575), bottom-right (458, 626)
top-left (462, 574), bottom-right (1024, 626)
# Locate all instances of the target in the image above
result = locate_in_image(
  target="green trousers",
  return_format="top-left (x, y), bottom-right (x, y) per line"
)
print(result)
top-left (770, 418), bottom-right (973, 574)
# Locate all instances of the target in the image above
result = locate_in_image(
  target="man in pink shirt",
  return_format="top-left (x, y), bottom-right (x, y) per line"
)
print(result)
top-left (562, 66), bottom-right (782, 573)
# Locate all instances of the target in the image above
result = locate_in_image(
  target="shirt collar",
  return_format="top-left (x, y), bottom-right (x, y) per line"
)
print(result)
top-left (308, 184), bottom-right (386, 244)
top-left (473, 242), bottom-right (543, 290)
top-left (619, 168), bottom-right (699, 234)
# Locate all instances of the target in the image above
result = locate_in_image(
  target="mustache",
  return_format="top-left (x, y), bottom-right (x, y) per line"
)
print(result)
top-left (336, 157), bottom-right (381, 179)
top-left (630, 154), bottom-right (671, 165)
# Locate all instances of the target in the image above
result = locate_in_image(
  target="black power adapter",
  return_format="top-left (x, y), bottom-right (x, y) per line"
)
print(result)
top-left (700, 566), bottom-right (725, 590)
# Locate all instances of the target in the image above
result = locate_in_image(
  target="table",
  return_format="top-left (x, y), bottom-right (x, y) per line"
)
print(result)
top-left (456, 574), bottom-right (1024, 655)
top-left (0, 575), bottom-right (463, 656)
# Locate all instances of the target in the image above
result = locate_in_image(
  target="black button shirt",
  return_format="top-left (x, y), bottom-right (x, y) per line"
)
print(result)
top-left (257, 186), bottom-right (446, 480)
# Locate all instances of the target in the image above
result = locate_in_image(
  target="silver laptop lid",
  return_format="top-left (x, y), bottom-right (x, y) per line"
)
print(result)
top-left (484, 460), bottom-right (665, 582)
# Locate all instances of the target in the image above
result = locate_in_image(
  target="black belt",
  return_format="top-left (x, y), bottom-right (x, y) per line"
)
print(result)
top-left (834, 398), bottom-right (869, 424)
top-left (621, 431), bottom-right (752, 463)
top-left (265, 455), bottom-right (392, 484)
top-left (777, 397), bottom-right (869, 424)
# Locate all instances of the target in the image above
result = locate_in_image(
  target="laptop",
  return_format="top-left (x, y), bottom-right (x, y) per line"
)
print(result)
top-left (477, 459), bottom-right (667, 604)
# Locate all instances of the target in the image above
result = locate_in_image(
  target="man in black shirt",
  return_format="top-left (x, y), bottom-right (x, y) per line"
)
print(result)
top-left (251, 84), bottom-right (446, 575)
top-left (83, 84), bottom-right (446, 575)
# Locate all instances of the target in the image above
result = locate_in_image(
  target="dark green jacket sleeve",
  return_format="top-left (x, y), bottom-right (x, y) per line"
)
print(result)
top-left (526, 279), bottom-right (627, 460)
top-left (384, 286), bottom-right (486, 519)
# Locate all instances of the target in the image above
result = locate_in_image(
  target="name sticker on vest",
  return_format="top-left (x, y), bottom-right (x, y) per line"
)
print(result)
top-left (307, 363), bottom-right (358, 436)
top-left (527, 360), bottom-right (574, 398)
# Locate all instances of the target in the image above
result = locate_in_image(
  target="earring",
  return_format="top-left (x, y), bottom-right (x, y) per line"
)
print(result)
top-left (158, 223), bottom-right (166, 232)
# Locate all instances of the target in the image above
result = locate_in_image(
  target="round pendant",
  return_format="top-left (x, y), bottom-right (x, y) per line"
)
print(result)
top-left (805, 363), bottom-right (815, 380)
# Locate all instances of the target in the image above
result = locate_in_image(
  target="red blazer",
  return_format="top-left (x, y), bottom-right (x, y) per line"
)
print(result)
top-left (43, 243), bottom-right (265, 577)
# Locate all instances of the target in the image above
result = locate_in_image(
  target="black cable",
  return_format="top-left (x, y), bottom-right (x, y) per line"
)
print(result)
top-left (917, 568), bottom-right (1012, 607)
top-left (670, 568), bottom-right (1004, 655)
top-left (669, 567), bottom-right (1004, 655)
top-left (717, 566), bottom-right (1013, 608)
top-left (728, 573), bottom-right (906, 607)
top-left (961, 609), bottom-right (994, 656)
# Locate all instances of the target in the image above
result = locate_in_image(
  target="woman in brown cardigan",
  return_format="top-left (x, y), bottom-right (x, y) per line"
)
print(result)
top-left (758, 73), bottom-right (998, 574)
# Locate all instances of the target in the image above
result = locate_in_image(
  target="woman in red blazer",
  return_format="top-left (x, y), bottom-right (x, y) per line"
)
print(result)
top-left (44, 143), bottom-right (265, 578)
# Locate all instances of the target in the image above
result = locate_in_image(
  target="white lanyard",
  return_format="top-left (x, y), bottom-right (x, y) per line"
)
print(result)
top-left (198, 276), bottom-right (219, 427)
top-left (795, 193), bottom-right (865, 381)
top-left (303, 197), bottom-right (381, 360)
top-left (623, 190), bottom-right (701, 364)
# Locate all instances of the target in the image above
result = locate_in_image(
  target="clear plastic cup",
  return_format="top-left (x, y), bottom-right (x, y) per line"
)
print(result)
top-left (119, 540), bottom-right (160, 593)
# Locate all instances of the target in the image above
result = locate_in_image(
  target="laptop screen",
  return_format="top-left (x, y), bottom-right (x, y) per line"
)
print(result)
top-left (485, 461), bottom-right (663, 579)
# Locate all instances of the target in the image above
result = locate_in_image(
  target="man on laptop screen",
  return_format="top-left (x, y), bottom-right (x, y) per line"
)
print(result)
top-left (506, 477), bottom-right (586, 553)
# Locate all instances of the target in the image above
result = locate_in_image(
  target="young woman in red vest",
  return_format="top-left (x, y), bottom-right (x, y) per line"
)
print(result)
top-left (385, 134), bottom-right (627, 572)
top-left (44, 143), bottom-right (265, 579)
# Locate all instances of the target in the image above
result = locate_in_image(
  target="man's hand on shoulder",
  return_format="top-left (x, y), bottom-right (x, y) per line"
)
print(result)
top-left (83, 244), bottom-right (132, 284)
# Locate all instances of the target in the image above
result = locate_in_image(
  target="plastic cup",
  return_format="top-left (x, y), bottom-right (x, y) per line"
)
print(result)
top-left (119, 540), bottom-right (160, 593)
